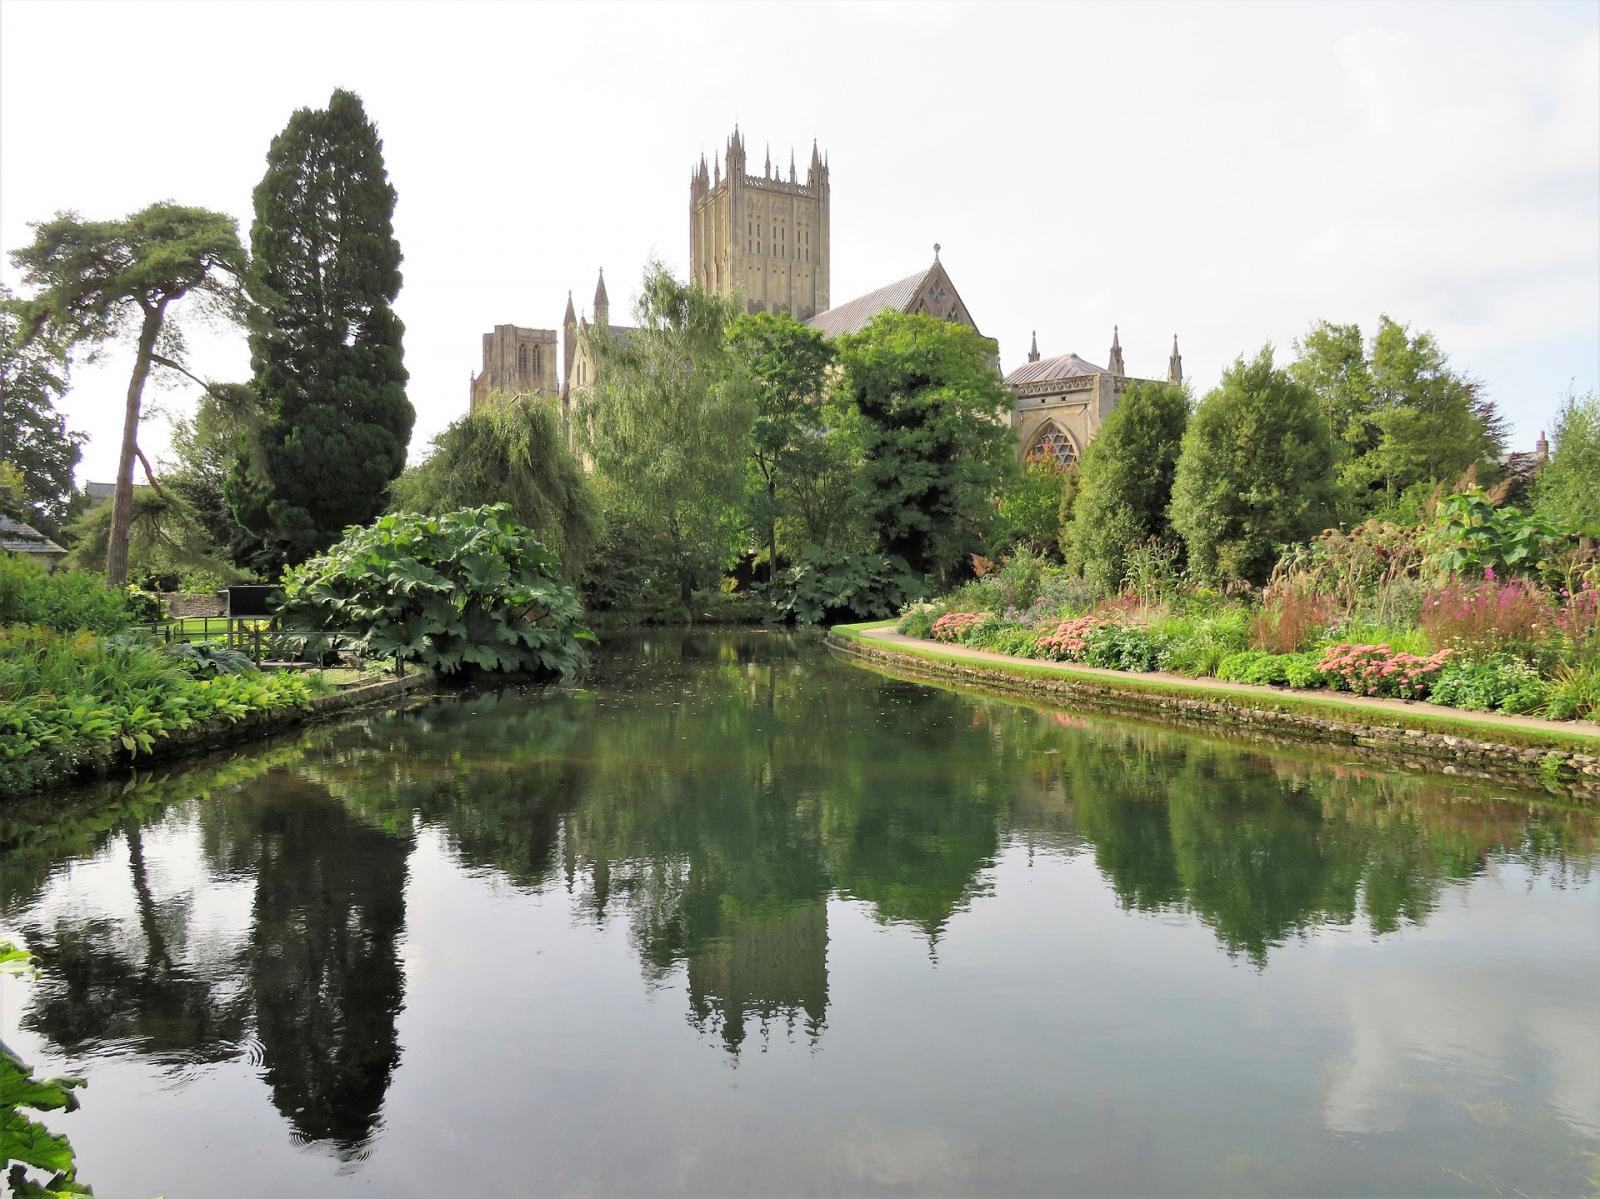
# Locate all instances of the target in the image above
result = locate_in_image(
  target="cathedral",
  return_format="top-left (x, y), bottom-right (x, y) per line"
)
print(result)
top-left (467, 125), bottom-right (1184, 466)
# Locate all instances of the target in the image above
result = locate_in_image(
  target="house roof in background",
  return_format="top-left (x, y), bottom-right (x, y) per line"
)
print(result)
top-left (0, 514), bottom-right (66, 557)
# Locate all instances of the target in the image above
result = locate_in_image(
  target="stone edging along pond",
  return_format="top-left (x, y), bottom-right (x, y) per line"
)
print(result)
top-left (825, 624), bottom-right (1600, 801)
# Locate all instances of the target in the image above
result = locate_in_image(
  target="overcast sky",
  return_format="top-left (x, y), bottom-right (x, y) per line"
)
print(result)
top-left (2, 0), bottom-right (1596, 485)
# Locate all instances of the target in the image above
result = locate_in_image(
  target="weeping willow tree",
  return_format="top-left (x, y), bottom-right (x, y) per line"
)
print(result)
top-left (389, 390), bottom-right (600, 577)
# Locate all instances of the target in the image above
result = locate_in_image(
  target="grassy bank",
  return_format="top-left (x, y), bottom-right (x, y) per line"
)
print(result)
top-left (830, 622), bottom-right (1600, 755)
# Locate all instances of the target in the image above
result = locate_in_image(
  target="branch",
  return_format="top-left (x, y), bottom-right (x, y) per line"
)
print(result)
top-left (133, 442), bottom-right (172, 502)
top-left (148, 352), bottom-right (238, 405)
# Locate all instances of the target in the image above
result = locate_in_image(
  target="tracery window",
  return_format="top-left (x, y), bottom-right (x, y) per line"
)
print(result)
top-left (1028, 421), bottom-right (1079, 468)
top-left (517, 345), bottom-right (529, 373)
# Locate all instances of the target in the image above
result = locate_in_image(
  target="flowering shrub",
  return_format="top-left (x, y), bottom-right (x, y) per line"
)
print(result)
top-left (1315, 643), bottom-right (1452, 700)
top-left (1419, 573), bottom-right (1556, 661)
top-left (1035, 616), bottom-right (1105, 661)
top-left (930, 611), bottom-right (986, 643)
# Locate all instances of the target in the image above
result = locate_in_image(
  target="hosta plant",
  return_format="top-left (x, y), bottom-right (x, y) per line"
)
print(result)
top-left (278, 505), bottom-right (593, 679)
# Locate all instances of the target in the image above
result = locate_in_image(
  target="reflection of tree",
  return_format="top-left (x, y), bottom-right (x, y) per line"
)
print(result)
top-left (246, 778), bottom-right (411, 1156)
top-left (18, 816), bottom-right (248, 1065)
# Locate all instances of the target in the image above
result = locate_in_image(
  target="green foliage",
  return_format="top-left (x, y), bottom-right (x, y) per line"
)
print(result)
top-left (162, 641), bottom-right (256, 677)
top-left (390, 390), bottom-right (600, 577)
top-left (1216, 650), bottom-right (1324, 688)
top-left (896, 606), bottom-right (938, 639)
top-left (1425, 490), bottom-right (1562, 582)
top-left (1153, 608), bottom-right (1252, 677)
top-left (3, 941), bottom-right (92, 1197)
top-left (277, 505), bottom-right (591, 678)
top-left (575, 265), bottom-right (753, 604)
top-left (999, 454), bottom-right (1069, 555)
top-left (164, 382), bottom-right (262, 569)
top-left (727, 311), bottom-right (835, 579)
top-left (769, 548), bottom-right (923, 625)
top-left (1544, 661), bottom-right (1600, 721)
top-left (1532, 390), bottom-right (1600, 535)
top-left (121, 586), bottom-right (163, 623)
top-left (1170, 346), bottom-right (1341, 585)
top-left (60, 485), bottom-right (235, 589)
top-left (231, 89), bottom-right (412, 566)
top-left (0, 288), bottom-right (82, 538)
top-left (0, 557), bottom-right (128, 633)
top-left (835, 310), bottom-right (1014, 583)
top-left (1084, 624), bottom-right (1169, 672)
top-left (8, 203), bottom-right (248, 585)
top-left (1429, 656), bottom-right (1549, 715)
top-left (0, 627), bottom-right (321, 797)
top-left (1066, 380), bottom-right (1189, 592)
top-left (1291, 316), bottom-right (1504, 512)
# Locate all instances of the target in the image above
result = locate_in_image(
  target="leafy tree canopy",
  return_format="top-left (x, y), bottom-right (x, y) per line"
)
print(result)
top-left (230, 88), bottom-right (412, 566)
top-left (727, 310), bottom-right (834, 579)
top-left (1170, 346), bottom-right (1341, 585)
top-left (389, 390), bottom-right (600, 577)
top-left (1291, 316), bottom-right (1504, 512)
top-left (834, 310), bottom-right (1013, 583)
top-left (1066, 380), bottom-right (1190, 592)
top-left (574, 264), bottom-right (753, 603)
top-left (1532, 389), bottom-right (1600, 536)
top-left (9, 203), bottom-right (247, 584)
top-left (0, 288), bottom-right (83, 537)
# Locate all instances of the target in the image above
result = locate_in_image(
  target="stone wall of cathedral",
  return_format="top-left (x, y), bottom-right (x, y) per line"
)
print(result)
top-left (470, 324), bottom-right (559, 411)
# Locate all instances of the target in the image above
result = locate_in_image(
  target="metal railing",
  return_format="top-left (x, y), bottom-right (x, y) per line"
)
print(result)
top-left (138, 618), bottom-right (407, 676)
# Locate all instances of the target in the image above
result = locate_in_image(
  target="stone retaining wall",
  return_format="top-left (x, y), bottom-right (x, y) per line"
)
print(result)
top-left (827, 634), bottom-right (1599, 800)
top-left (157, 592), bottom-right (226, 618)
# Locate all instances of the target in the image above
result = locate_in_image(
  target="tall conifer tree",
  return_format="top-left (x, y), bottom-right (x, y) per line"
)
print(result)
top-left (231, 89), bottom-right (412, 565)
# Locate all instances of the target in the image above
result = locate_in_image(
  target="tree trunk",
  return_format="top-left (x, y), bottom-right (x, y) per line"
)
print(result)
top-left (106, 302), bottom-right (164, 586)
top-left (768, 481), bottom-right (778, 586)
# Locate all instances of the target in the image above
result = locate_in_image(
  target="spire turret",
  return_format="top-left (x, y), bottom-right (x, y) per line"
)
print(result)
top-left (1028, 330), bottom-right (1040, 364)
top-left (593, 270), bottom-right (609, 330)
top-left (765, 143), bottom-right (771, 178)
top-left (1167, 334), bottom-right (1183, 385)
top-left (1108, 326), bottom-right (1126, 376)
top-left (789, 148), bottom-right (797, 184)
top-left (562, 290), bottom-right (577, 398)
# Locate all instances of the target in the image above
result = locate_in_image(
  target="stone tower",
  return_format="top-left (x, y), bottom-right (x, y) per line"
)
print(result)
top-left (470, 324), bottom-right (559, 410)
top-left (690, 127), bottom-right (829, 319)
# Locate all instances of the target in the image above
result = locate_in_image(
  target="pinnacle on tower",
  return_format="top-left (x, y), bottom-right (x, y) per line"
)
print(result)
top-left (1108, 326), bottom-right (1126, 376)
top-left (1028, 330), bottom-right (1040, 364)
top-left (789, 148), bottom-right (797, 184)
top-left (1168, 334), bottom-right (1183, 386)
top-left (765, 143), bottom-right (771, 178)
top-left (563, 290), bottom-right (575, 325)
top-left (593, 269), bottom-right (609, 329)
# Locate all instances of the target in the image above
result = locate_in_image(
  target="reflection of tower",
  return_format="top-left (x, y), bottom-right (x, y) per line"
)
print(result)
top-left (249, 780), bottom-right (411, 1157)
top-left (685, 900), bottom-right (828, 1053)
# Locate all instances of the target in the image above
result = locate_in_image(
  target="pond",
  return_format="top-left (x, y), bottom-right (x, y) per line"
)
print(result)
top-left (2, 630), bottom-right (1597, 1197)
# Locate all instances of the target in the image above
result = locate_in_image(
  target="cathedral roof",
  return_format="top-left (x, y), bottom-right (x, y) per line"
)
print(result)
top-left (1004, 352), bottom-right (1106, 386)
top-left (805, 268), bottom-right (932, 339)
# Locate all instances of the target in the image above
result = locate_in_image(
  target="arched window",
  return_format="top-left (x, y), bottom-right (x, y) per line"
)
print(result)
top-left (1028, 421), bottom-right (1079, 468)
top-left (532, 346), bottom-right (542, 373)
top-left (517, 345), bottom-right (529, 373)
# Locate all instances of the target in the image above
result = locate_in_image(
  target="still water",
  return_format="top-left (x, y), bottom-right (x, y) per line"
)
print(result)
top-left (2, 631), bottom-right (1597, 1198)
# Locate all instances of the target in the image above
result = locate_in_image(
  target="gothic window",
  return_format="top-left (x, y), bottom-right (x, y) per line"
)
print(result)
top-left (1028, 421), bottom-right (1079, 468)
top-left (532, 346), bottom-right (542, 373)
top-left (517, 345), bottom-right (529, 373)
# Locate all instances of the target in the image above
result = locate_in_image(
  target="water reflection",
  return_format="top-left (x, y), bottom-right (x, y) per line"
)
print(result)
top-left (0, 630), bottom-right (1595, 1185)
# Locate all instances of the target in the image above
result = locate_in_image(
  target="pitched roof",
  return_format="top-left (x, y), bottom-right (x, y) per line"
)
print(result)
top-left (1004, 352), bottom-right (1106, 386)
top-left (806, 267), bottom-right (933, 339)
top-left (0, 514), bottom-right (66, 557)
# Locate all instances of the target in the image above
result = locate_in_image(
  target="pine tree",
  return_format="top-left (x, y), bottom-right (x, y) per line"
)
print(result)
top-left (231, 89), bottom-right (412, 565)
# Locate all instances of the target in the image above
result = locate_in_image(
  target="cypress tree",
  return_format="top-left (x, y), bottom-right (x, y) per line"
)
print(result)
top-left (231, 89), bottom-right (412, 565)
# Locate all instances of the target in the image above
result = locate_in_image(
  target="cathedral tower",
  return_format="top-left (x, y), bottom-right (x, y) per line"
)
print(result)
top-left (690, 127), bottom-right (829, 320)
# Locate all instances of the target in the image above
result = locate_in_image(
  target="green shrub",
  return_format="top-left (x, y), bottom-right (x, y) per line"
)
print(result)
top-left (1545, 662), bottom-right (1600, 721)
top-left (162, 642), bottom-right (257, 677)
top-left (976, 624), bottom-right (1041, 658)
top-left (1155, 608), bottom-right (1251, 676)
top-left (124, 585), bottom-right (165, 623)
top-left (896, 606), bottom-right (938, 639)
top-left (0, 626), bottom-right (323, 798)
top-left (0, 556), bottom-right (129, 633)
top-left (278, 504), bottom-right (593, 678)
top-left (1085, 624), bottom-right (1168, 672)
top-left (1429, 656), bottom-right (1550, 715)
top-left (770, 548), bottom-right (923, 625)
top-left (1215, 650), bottom-right (1324, 687)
